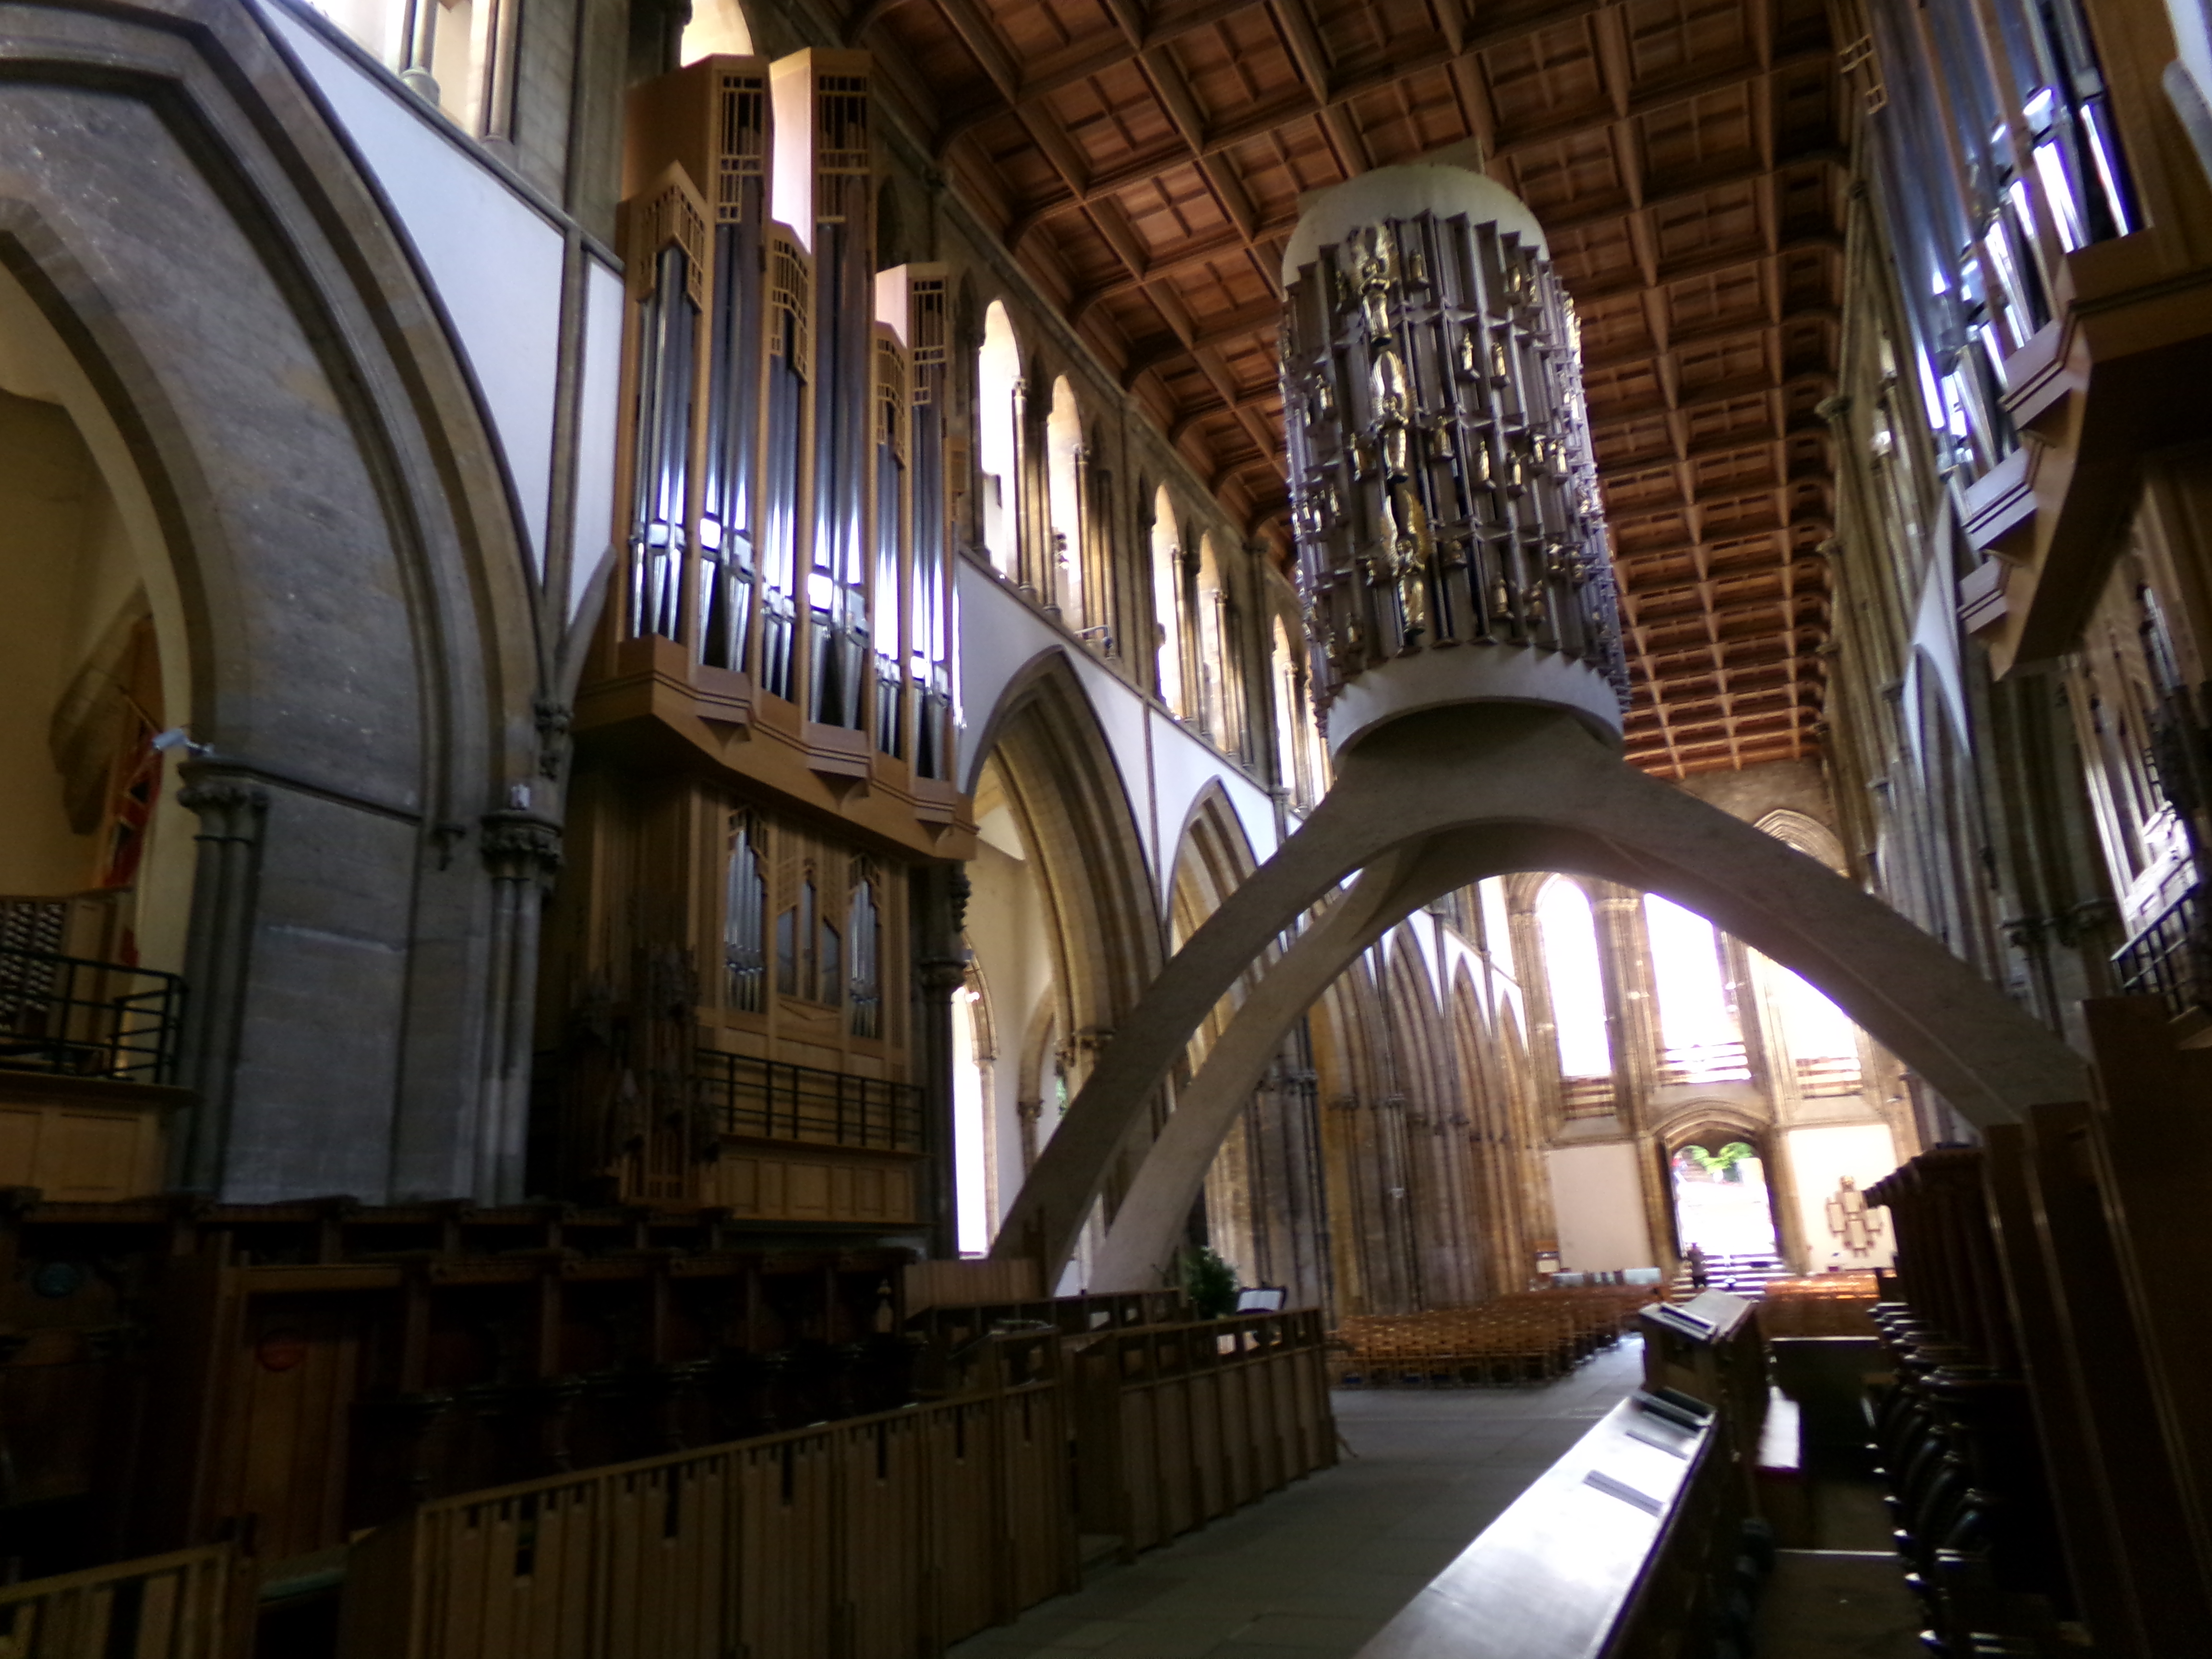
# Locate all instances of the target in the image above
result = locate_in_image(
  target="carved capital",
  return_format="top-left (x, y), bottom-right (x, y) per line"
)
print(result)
top-left (534, 696), bottom-right (574, 780)
top-left (177, 767), bottom-right (269, 838)
top-left (481, 809), bottom-right (564, 884)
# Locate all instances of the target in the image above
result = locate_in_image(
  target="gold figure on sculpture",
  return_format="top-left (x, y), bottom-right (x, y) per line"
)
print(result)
top-left (1353, 232), bottom-right (1435, 649)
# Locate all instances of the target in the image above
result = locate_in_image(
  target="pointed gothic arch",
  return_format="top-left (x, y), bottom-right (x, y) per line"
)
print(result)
top-left (964, 649), bottom-right (1161, 1095)
top-left (0, 1), bottom-right (551, 1206)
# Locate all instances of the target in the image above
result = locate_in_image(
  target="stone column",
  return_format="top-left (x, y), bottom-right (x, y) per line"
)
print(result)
top-left (477, 809), bottom-right (564, 1203)
top-left (172, 767), bottom-right (269, 1193)
top-left (913, 866), bottom-right (969, 1261)
top-left (1596, 885), bottom-right (1672, 1265)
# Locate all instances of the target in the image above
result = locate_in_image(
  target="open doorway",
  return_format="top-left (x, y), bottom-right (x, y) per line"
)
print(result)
top-left (1669, 1138), bottom-right (1780, 1261)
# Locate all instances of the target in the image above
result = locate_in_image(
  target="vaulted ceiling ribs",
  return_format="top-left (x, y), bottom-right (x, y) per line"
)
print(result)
top-left (853, 0), bottom-right (1844, 776)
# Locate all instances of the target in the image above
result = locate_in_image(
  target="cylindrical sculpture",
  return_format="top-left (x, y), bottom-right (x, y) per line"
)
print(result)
top-left (1280, 164), bottom-right (1628, 753)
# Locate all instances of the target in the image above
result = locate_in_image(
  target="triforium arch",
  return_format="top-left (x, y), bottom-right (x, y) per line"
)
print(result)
top-left (962, 649), bottom-right (1161, 1231)
top-left (0, 0), bottom-right (550, 1205)
top-left (991, 706), bottom-right (2092, 1287)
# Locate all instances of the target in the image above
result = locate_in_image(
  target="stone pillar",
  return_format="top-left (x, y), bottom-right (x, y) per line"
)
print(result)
top-left (914, 866), bottom-right (969, 1261)
top-left (171, 767), bottom-right (269, 1193)
top-left (477, 809), bottom-right (563, 1204)
top-left (1596, 885), bottom-right (1672, 1265)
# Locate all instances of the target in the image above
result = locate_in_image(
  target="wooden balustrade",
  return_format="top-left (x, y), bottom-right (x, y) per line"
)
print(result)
top-left (1865, 1149), bottom-right (2076, 1653)
top-left (0, 1197), bottom-right (919, 1582)
top-left (337, 1334), bottom-right (1076, 1659)
top-left (0, 1545), bottom-right (239, 1659)
top-left (1755, 1273), bottom-right (1878, 1338)
top-left (1069, 1310), bottom-right (1334, 1556)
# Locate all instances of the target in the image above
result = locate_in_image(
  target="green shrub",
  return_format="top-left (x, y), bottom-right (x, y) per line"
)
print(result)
top-left (1179, 1245), bottom-right (1240, 1319)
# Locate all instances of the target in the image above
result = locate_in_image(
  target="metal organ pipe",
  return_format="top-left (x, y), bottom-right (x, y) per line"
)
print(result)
top-left (618, 52), bottom-right (955, 774)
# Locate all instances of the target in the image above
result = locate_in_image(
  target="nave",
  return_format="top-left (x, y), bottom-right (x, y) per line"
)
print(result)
top-left (953, 1345), bottom-right (1652, 1659)
top-left (954, 1332), bottom-right (1925, 1659)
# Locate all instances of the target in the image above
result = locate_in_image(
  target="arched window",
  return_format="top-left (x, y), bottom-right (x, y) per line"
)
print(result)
top-left (1045, 377), bottom-right (1083, 625)
top-left (1642, 894), bottom-right (1747, 1082)
top-left (1271, 616), bottom-right (1325, 809)
top-left (724, 811), bottom-right (767, 1013)
top-left (848, 859), bottom-right (881, 1037)
top-left (976, 302), bottom-right (1021, 577)
top-left (680, 0), bottom-right (754, 59)
top-left (952, 968), bottom-right (995, 1255)
top-left (1536, 878), bottom-right (1611, 1082)
top-left (1196, 535), bottom-right (1241, 754)
top-left (1762, 957), bottom-right (1862, 1092)
top-left (305, 0), bottom-right (518, 138)
top-left (1150, 488), bottom-right (1187, 715)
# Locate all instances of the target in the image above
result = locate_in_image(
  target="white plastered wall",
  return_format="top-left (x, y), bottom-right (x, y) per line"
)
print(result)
top-left (1546, 1142), bottom-right (1658, 1272)
top-left (956, 558), bottom-right (1283, 898)
top-left (259, 0), bottom-right (621, 604)
top-left (1785, 1120), bottom-right (1901, 1271)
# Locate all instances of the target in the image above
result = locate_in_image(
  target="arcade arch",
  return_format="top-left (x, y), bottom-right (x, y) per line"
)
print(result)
top-left (955, 657), bottom-right (1159, 1256)
top-left (0, 2), bottom-right (552, 1207)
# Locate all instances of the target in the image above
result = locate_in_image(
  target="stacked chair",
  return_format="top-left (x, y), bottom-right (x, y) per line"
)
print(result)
top-left (1329, 1285), bottom-right (1661, 1387)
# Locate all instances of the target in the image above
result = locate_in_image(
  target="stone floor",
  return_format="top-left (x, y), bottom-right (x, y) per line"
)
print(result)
top-left (949, 1340), bottom-right (1649, 1659)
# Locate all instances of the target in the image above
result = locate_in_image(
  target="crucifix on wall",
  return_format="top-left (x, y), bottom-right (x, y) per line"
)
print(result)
top-left (1825, 1175), bottom-right (1885, 1260)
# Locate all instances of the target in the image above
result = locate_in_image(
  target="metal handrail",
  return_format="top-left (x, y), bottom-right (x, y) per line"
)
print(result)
top-left (0, 944), bottom-right (184, 1085)
top-left (693, 1047), bottom-right (924, 1152)
top-left (2113, 882), bottom-right (2209, 1019)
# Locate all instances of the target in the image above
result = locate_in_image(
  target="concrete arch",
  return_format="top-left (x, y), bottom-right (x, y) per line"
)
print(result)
top-left (0, 0), bottom-right (549, 1204)
top-left (992, 706), bottom-right (2092, 1286)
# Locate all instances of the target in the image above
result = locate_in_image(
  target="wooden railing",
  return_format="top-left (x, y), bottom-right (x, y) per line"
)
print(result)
top-left (0, 1545), bottom-right (238, 1659)
top-left (337, 1335), bottom-right (1076, 1659)
top-left (1070, 1310), bottom-right (1335, 1556)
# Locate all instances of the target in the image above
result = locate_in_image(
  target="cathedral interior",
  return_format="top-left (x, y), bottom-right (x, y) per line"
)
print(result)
top-left (0, 0), bottom-right (2208, 1654)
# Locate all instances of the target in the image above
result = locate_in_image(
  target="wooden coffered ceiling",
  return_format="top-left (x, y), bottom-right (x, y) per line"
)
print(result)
top-left (846, 0), bottom-right (1846, 776)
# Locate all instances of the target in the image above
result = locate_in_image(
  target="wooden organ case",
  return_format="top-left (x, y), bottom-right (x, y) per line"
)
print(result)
top-left (546, 51), bottom-right (974, 1227)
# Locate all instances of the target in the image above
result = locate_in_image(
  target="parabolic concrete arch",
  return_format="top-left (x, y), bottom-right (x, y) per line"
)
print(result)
top-left (990, 705), bottom-right (2093, 1287)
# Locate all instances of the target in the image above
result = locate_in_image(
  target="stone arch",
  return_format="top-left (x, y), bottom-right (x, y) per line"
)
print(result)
top-left (0, 0), bottom-right (548, 1205)
top-left (1757, 808), bottom-right (1847, 872)
top-left (993, 707), bottom-right (2091, 1286)
top-left (1652, 1099), bottom-right (1789, 1264)
top-left (1166, 780), bottom-right (1258, 935)
top-left (965, 651), bottom-right (1160, 1090)
top-left (1450, 964), bottom-right (1528, 1296)
top-left (1382, 926), bottom-right (1480, 1306)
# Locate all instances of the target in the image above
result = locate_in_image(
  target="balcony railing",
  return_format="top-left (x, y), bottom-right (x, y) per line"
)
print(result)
top-left (1560, 1075), bottom-right (1614, 1118)
top-left (0, 945), bottom-right (184, 1085)
top-left (694, 1048), bottom-right (923, 1153)
top-left (1794, 1054), bottom-right (1864, 1096)
top-left (1657, 1040), bottom-right (1752, 1088)
top-left (2114, 883), bottom-right (2210, 1020)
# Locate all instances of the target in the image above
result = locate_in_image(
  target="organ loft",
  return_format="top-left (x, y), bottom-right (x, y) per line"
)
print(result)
top-left (0, 1), bottom-right (2207, 1657)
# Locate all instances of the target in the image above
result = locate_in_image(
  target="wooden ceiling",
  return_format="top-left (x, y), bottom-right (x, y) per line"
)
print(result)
top-left (850, 0), bottom-right (1845, 776)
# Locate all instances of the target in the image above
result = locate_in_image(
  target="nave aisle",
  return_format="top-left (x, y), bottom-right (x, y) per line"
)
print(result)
top-left (950, 1344), bottom-right (1648, 1659)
